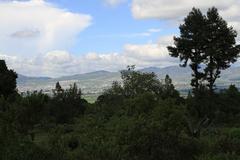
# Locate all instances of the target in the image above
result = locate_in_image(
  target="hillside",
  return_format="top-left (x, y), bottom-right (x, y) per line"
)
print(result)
top-left (17, 66), bottom-right (240, 95)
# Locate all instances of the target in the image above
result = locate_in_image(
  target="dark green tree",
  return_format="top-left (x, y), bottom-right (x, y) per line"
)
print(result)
top-left (120, 65), bottom-right (163, 98)
top-left (50, 83), bottom-right (86, 123)
top-left (168, 7), bottom-right (240, 93)
top-left (168, 8), bottom-right (206, 92)
top-left (161, 75), bottom-right (180, 100)
top-left (204, 7), bottom-right (240, 93)
top-left (54, 81), bottom-right (63, 95)
top-left (0, 60), bottom-right (18, 98)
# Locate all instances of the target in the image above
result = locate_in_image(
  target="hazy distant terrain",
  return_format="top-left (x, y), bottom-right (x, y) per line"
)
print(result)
top-left (17, 66), bottom-right (240, 96)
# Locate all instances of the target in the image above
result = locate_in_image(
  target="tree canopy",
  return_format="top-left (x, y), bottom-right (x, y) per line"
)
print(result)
top-left (168, 7), bottom-right (240, 93)
top-left (0, 60), bottom-right (17, 98)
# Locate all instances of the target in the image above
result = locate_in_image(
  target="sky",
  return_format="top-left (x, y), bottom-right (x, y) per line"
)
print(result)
top-left (0, 0), bottom-right (240, 77)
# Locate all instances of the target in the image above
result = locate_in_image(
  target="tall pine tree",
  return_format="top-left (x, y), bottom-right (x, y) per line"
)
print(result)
top-left (204, 7), bottom-right (240, 93)
top-left (168, 7), bottom-right (240, 93)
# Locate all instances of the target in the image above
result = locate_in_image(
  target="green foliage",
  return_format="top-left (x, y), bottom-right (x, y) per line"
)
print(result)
top-left (49, 82), bottom-right (87, 123)
top-left (0, 60), bottom-right (18, 98)
top-left (118, 104), bottom-right (198, 160)
top-left (1, 7), bottom-right (240, 159)
top-left (168, 7), bottom-right (240, 93)
top-left (101, 66), bottom-right (180, 101)
top-left (120, 65), bottom-right (163, 98)
top-left (0, 65), bottom-right (240, 159)
top-left (162, 74), bottom-right (180, 100)
top-left (215, 85), bottom-right (240, 124)
top-left (204, 8), bottom-right (240, 92)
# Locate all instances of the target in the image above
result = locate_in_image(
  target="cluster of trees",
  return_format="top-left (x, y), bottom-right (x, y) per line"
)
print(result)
top-left (0, 7), bottom-right (240, 160)
top-left (168, 7), bottom-right (240, 93)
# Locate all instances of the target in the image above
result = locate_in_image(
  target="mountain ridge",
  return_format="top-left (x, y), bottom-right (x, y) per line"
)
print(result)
top-left (17, 65), bottom-right (240, 94)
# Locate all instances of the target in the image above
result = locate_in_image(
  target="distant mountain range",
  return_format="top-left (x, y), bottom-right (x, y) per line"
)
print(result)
top-left (17, 66), bottom-right (240, 95)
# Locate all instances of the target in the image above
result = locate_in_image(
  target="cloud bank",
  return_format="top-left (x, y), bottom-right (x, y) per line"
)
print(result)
top-left (0, 0), bottom-right (92, 57)
top-left (1, 35), bottom-right (176, 77)
top-left (131, 0), bottom-right (240, 31)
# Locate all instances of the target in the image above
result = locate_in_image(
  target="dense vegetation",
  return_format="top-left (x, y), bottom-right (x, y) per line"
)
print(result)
top-left (1, 7), bottom-right (240, 160)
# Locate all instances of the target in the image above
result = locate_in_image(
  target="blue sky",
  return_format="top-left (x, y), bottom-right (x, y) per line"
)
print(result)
top-left (0, 0), bottom-right (239, 77)
top-left (48, 0), bottom-right (175, 54)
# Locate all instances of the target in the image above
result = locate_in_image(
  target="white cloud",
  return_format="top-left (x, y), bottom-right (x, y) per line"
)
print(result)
top-left (11, 28), bottom-right (40, 38)
top-left (123, 43), bottom-right (168, 61)
top-left (158, 35), bottom-right (174, 45)
top-left (0, 0), bottom-right (178, 77)
top-left (0, 0), bottom-right (92, 57)
top-left (43, 50), bottom-right (73, 65)
top-left (0, 35), bottom-right (177, 77)
top-left (131, 0), bottom-right (237, 19)
top-left (6, 40), bottom-right (237, 78)
top-left (148, 28), bottom-right (161, 33)
top-left (104, 0), bottom-right (127, 6)
top-left (131, 0), bottom-right (240, 39)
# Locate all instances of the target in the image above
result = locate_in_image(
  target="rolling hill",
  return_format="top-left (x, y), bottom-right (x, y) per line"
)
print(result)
top-left (17, 66), bottom-right (240, 96)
